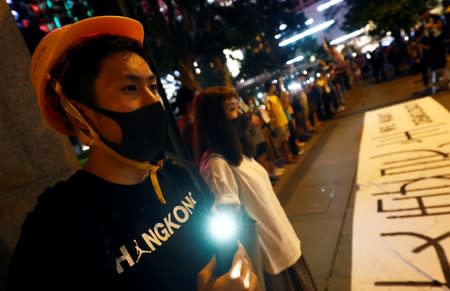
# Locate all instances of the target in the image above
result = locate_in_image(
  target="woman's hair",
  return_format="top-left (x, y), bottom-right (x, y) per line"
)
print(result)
top-left (48, 34), bottom-right (146, 106)
top-left (193, 86), bottom-right (243, 166)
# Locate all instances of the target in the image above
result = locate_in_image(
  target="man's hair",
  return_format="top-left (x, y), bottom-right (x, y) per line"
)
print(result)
top-left (193, 86), bottom-right (243, 166)
top-left (176, 86), bottom-right (195, 115)
top-left (48, 34), bottom-right (146, 106)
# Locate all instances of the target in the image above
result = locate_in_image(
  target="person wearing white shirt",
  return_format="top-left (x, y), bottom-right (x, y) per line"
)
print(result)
top-left (193, 86), bottom-right (317, 291)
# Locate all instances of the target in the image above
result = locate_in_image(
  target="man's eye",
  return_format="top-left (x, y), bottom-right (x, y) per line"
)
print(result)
top-left (124, 85), bottom-right (137, 91)
top-left (149, 84), bottom-right (158, 92)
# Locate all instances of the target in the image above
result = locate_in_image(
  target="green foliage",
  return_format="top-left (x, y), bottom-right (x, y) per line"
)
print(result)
top-left (343, 0), bottom-right (439, 35)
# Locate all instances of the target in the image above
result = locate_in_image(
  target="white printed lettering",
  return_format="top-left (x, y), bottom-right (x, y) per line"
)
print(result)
top-left (174, 205), bottom-right (190, 223)
top-left (117, 192), bottom-right (199, 274)
top-left (154, 222), bottom-right (170, 241)
top-left (164, 213), bottom-right (181, 235)
top-left (182, 194), bottom-right (196, 214)
top-left (142, 229), bottom-right (162, 251)
top-left (115, 245), bottom-right (135, 274)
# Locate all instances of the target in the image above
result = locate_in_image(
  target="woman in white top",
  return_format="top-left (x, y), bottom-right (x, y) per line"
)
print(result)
top-left (193, 86), bottom-right (317, 291)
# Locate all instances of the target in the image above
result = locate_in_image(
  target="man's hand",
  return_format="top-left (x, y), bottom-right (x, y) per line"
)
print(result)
top-left (197, 244), bottom-right (261, 291)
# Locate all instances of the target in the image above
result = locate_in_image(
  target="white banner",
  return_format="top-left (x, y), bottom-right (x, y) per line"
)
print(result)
top-left (352, 97), bottom-right (450, 290)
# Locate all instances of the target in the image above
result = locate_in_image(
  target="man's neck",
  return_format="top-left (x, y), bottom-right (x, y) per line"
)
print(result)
top-left (84, 148), bottom-right (150, 185)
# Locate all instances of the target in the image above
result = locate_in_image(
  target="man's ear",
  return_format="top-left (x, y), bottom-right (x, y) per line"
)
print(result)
top-left (67, 101), bottom-right (98, 135)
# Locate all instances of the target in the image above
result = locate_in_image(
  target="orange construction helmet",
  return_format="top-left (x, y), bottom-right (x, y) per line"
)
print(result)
top-left (30, 16), bottom-right (144, 135)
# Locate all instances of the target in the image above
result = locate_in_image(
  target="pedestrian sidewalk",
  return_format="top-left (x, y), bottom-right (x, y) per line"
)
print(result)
top-left (273, 72), bottom-right (450, 291)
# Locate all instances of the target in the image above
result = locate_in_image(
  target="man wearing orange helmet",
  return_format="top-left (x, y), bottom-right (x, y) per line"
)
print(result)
top-left (7, 16), bottom-right (260, 291)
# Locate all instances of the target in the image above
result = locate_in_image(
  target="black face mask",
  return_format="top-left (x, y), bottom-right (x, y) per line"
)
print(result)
top-left (230, 113), bottom-right (249, 138)
top-left (231, 113), bottom-right (257, 158)
top-left (91, 102), bottom-right (168, 163)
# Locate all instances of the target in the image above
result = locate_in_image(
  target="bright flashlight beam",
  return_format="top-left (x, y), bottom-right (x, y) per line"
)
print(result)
top-left (330, 29), bottom-right (364, 45)
top-left (209, 212), bottom-right (237, 242)
top-left (317, 0), bottom-right (343, 11)
top-left (286, 55), bottom-right (304, 65)
top-left (279, 20), bottom-right (335, 47)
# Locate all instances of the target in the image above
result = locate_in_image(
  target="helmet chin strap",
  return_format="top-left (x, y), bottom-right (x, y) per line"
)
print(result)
top-left (54, 82), bottom-right (167, 204)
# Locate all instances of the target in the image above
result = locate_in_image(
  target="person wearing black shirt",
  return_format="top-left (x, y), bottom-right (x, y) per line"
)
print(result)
top-left (7, 16), bottom-right (260, 291)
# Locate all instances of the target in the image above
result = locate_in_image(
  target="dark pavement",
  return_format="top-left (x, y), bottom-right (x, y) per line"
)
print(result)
top-left (273, 70), bottom-right (450, 291)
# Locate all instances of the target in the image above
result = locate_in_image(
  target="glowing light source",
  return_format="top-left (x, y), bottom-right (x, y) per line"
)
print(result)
top-left (166, 74), bottom-right (175, 82)
top-left (223, 48), bottom-right (244, 78)
top-left (286, 55), bottom-right (304, 65)
top-left (11, 10), bottom-right (19, 20)
top-left (381, 36), bottom-right (394, 47)
top-left (317, 0), bottom-right (343, 12)
top-left (330, 29), bottom-right (364, 45)
top-left (53, 16), bottom-right (61, 28)
top-left (161, 73), bottom-right (181, 101)
top-left (279, 23), bottom-right (287, 31)
top-left (305, 18), bottom-right (314, 25)
top-left (209, 211), bottom-right (238, 242)
top-left (287, 82), bottom-right (302, 91)
top-left (279, 20), bottom-right (335, 47)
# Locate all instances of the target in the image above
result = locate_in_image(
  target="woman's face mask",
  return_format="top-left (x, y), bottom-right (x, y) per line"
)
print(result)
top-left (230, 113), bottom-right (250, 138)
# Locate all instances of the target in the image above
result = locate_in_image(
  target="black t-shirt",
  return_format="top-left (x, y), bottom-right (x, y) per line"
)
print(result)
top-left (7, 158), bottom-right (217, 290)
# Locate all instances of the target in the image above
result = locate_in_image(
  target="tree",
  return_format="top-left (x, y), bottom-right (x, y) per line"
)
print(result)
top-left (135, 0), bottom-right (321, 90)
top-left (134, 0), bottom-right (277, 90)
top-left (236, 2), bottom-right (317, 80)
top-left (343, 0), bottom-right (438, 35)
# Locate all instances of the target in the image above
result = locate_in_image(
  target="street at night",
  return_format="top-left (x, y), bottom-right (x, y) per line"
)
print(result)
top-left (2, 0), bottom-right (450, 290)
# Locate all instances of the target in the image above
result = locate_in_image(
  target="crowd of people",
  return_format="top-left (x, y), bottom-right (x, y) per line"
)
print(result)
top-left (340, 6), bottom-right (450, 92)
top-left (411, 6), bottom-right (449, 92)
top-left (175, 61), bottom-right (351, 182)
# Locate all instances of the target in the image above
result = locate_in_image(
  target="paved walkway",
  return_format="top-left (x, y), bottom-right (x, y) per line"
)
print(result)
top-left (274, 72), bottom-right (450, 291)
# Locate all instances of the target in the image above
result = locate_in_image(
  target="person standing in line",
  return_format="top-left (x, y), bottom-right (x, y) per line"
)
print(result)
top-left (193, 86), bottom-right (317, 291)
top-left (245, 101), bottom-right (284, 180)
top-left (264, 81), bottom-right (295, 164)
top-left (7, 16), bottom-right (260, 291)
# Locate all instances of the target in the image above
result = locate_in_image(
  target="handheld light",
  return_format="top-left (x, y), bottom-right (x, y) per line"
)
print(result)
top-left (208, 211), bottom-right (238, 243)
top-left (208, 207), bottom-right (240, 276)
